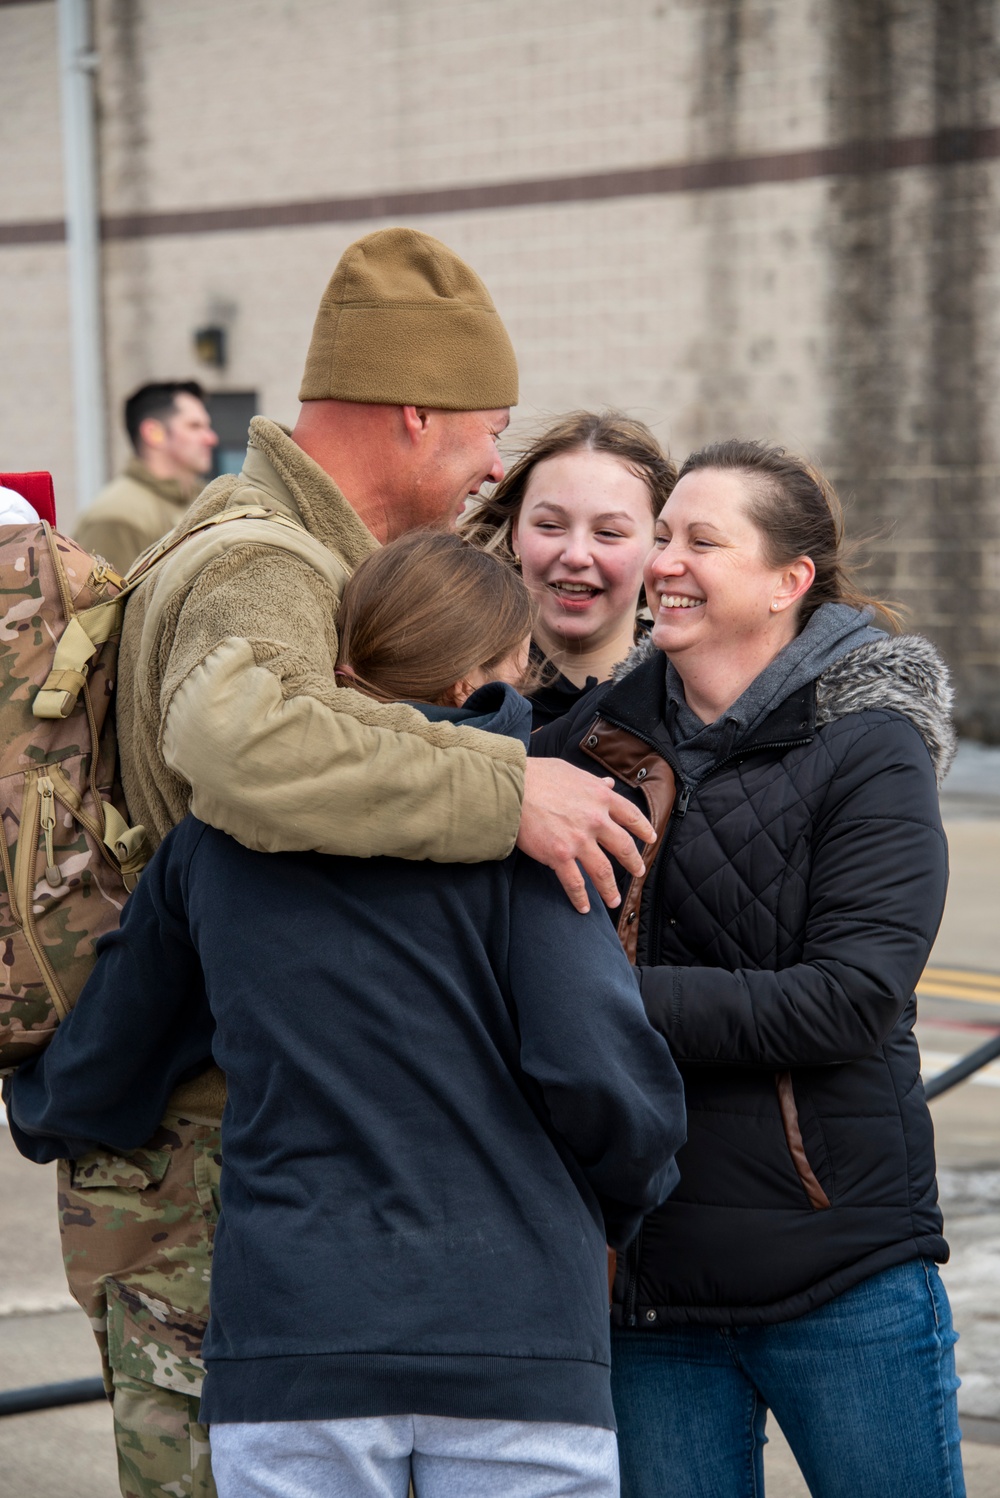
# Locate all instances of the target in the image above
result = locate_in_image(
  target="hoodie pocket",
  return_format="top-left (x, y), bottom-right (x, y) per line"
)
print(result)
top-left (775, 1072), bottom-right (831, 1210)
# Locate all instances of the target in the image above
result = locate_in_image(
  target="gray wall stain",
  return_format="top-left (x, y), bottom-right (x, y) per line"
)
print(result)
top-left (827, 0), bottom-right (1000, 737)
top-left (683, 0), bottom-right (748, 447)
top-left (826, 1), bottom-right (904, 572)
top-left (924, 0), bottom-right (996, 737)
top-left (99, 0), bottom-right (152, 410)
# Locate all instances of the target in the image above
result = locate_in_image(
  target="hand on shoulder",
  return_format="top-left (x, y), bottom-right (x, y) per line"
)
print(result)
top-left (517, 758), bottom-right (653, 914)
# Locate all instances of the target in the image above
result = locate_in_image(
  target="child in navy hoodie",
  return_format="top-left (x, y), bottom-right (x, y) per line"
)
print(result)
top-left (10, 533), bottom-right (685, 1498)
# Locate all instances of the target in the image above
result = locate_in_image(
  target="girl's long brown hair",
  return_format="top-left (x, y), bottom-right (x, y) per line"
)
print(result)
top-left (678, 439), bottom-right (902, 631)
top-left (336, 531), bottom-right (536, 704)
top-left (461, 409), bottom-right (677, 561)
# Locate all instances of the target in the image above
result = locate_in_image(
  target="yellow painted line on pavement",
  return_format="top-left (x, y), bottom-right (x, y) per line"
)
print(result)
top-left (923, 967), bottom-right (1000, 989)
top-left (917, 966), bottom-right (1000, 1007)
top-left (918, 983), bottom-right (1000, 1005)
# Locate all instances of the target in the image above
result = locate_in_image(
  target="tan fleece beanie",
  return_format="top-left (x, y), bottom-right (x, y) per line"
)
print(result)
top-left (299, 227), bottom-right (518, 410)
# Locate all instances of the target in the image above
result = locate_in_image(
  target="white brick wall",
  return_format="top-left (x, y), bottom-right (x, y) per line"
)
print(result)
top-left (0, 3), bottom-right (64, 220)
top-left (1, 0), bottom-right (999, 727)
top-left (0, 0), bottom-right (845, 506)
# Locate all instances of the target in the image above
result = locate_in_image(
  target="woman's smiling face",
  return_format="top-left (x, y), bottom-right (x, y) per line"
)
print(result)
top-left (511, 449), bottom-right (655, 651)
top-left (644, 468), bottom-right (805, 662)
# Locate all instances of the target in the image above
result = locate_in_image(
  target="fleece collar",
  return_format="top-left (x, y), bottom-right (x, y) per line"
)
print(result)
top-left (239, 417), bottom-right (379, 572)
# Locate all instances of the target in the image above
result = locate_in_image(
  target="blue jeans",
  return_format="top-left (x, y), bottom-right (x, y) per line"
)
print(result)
top-left (611, 1259), bottom-right (965, 1498)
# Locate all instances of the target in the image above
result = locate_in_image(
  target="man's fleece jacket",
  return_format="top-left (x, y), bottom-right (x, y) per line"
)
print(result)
top-left (116, 415), bottom-right (526, 1120)
top-left (10, 686), bottom-right (686, 1432)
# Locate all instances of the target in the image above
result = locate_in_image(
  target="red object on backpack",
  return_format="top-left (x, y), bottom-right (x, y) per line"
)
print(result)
top-left (0, 472), bottom-right (57, 526)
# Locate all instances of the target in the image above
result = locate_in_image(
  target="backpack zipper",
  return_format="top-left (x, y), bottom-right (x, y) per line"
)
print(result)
top-left (45, 763), bottom-right (123, 873)
top-left (37, 777), bottom-right (62, 888)
top-left (14, 772), bottom-right (71, 1021)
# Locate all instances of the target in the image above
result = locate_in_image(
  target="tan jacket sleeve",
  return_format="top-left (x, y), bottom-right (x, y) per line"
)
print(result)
top-left (157, 543), bottom-right (525, 861)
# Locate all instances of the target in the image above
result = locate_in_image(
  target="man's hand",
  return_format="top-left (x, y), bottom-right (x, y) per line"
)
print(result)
top-left (517, 759), bottom-right (655, 914)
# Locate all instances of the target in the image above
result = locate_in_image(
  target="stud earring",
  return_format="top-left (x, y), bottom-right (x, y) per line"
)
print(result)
top-left (513, 553), bottom-right (522, 568)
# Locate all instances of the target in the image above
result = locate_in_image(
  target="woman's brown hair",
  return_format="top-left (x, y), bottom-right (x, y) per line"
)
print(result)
top-left (336, 531), bottom-right (536, 704)
top-left (460, 409), bottom-right (677, 560)
top-left (678, 439), bottom-right (902, 631)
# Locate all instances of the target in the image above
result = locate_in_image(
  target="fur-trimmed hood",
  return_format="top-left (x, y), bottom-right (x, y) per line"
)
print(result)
top-left (815, 632), bottom-right (956, 785)
top-left (611, 630), bottom-right (956, 785)
top-left (611, 633), bottom-right (660, 682)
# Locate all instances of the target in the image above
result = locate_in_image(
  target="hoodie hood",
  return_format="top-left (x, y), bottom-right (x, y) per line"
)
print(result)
top-left (659, 603), bottom-right (885, 781)
top-left (411, 681), bottom-right (533, 748)
top-left (612, 614), bottom-right (956, 786)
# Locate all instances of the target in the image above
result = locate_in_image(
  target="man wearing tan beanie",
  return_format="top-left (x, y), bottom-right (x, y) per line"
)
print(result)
top-left (55, 227), bottom-right (654, 1498)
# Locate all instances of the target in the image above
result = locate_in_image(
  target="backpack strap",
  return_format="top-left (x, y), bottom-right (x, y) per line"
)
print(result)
top-left (30, 506), bottom-right (311, 891)
top-left (33, 506), bottom-right (306, 721)
top-left (121, 502), bottom-right (307, 591)
top-left (100, 801), bottom-right (152, 891)
top-left (31, 605), bottom-right (122, 720)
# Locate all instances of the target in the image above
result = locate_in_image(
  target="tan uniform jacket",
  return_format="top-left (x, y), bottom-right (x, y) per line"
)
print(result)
top-left (74, 459), bottom-right (193, 574)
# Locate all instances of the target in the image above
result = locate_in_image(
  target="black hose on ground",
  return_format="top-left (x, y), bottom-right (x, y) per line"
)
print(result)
top-left (0, 1377), bottom-right (106, 1418)
top-left (925, 1032), bottom-right (1000, 1100)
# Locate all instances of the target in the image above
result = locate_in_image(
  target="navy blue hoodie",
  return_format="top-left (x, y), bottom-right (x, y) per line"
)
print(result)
top-left (9, 684), bottom-right (685, 1429)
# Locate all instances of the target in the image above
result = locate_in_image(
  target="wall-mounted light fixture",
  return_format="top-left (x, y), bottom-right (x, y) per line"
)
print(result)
top-left (194, 325), bottom-right (227, 369)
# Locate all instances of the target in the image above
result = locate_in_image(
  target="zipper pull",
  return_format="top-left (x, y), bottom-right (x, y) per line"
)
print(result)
top-left (38, 777), bottom-right (63, 888)
top-left (675, 783), bottom-right (693, 817)
top-left (89, 561), bottom-right (124, 592)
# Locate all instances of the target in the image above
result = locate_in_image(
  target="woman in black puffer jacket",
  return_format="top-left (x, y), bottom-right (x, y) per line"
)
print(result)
top-left (537, 439), bottom-right (963, 1498)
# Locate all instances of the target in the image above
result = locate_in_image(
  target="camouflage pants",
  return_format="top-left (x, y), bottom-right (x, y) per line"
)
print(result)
top-left (58, 1113), bottom-right (221, 1498)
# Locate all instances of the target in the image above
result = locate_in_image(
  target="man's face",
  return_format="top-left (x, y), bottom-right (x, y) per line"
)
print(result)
top-left (407, 407), bottom-right (509, 531)
top-left (155, 393), bottom-right (219, 478)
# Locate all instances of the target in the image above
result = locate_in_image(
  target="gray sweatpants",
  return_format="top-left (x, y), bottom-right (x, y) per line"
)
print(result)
top-left (209, 1413), bottom-right (619, 1497)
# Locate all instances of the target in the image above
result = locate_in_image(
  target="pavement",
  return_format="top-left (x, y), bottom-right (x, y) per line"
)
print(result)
top-left (921, 741), bottom-right (1000, 1487)
top-left (761, 739), bottom-right (1000, 1493)
top-left (0, 741), bottom-right (998, 1496)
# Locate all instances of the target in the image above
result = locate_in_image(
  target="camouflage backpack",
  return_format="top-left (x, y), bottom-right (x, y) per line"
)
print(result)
top-left (0, 500), bottom-right (311, 1071)
top-left (0, 521), bottom-right (150, 1070)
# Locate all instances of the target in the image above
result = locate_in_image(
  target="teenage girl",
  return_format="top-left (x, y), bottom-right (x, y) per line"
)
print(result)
top-left (463, 411), bottom-right (676, 726)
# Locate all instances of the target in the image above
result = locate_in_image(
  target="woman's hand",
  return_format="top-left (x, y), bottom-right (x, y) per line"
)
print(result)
top-left (517, 760), bottom-right (653, 913)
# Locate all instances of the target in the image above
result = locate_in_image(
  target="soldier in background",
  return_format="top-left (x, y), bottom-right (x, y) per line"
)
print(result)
top-left (75, 381), bottom-right (218, 573)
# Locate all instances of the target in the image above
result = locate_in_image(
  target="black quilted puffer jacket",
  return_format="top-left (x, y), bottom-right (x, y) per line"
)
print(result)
top-left (536, 632), bottom-right (954, 1325)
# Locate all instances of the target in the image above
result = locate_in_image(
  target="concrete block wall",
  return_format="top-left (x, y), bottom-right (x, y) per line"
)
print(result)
top-left (88, 0), bottom-right (837, 467)
top-left (1, 0), bottom-right (998, 731)
top-left (0, 3), bottom-right (74, 505)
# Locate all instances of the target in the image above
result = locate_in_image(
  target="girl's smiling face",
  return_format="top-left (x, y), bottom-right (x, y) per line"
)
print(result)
top-left (512, 449), bottom-right (655, 652)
